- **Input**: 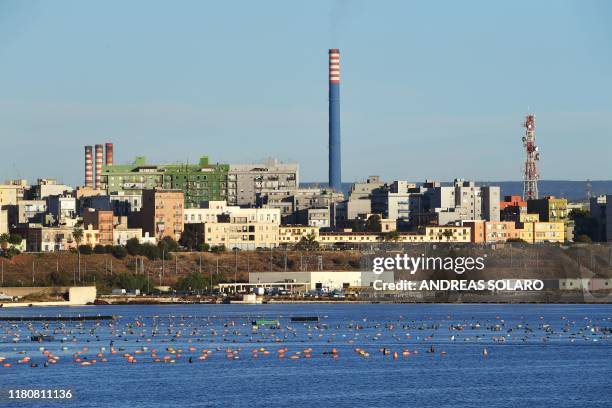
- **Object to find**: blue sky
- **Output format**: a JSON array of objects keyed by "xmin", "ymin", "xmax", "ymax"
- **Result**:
[{"xmin": 0, "ymin": 0, "xmax": 611, "ymax": 186}]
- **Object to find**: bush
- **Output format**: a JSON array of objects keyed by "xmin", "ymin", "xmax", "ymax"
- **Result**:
[
  {"xmin": 94, "ymin": 244, "xmax": 106, "ymax": 254},
  {"xmin": 174, "ymin": 272, "xmax": 207, "ymax": 291},
  {"xmin": 104, "ymin": 245, "xmax": 114, "ymax": 253},
  {"xmin": 199, "ymin": 243, "xmax": 210, "ymax": 252},
  {"xmin": 126, "ymin": 238, "xmax": 141, "ymax": 256},
  {"xmin": 574, "ymin": 234, "xmax": 592, "ymax": 243},
  {"xmin": 8, "ymin": 234, "xmax": 22, "ymax": 246},
  {"xmin": 158, "ymin": 236, "xmax": 180, "ymax": 253},
  {"xmin": 78, "ymin": 245, "xmax": 93, "ymax": 255},
  {"xmin": 112, "ymin": 246, "xmax": 128, "ymax": 259},
  {"xmin": 140, "ymin": 243, "xmax": 160, "ymax": 260},
  {"xmin": 211, "ymin": 244, "xmax": 225, "ymax": 253}
]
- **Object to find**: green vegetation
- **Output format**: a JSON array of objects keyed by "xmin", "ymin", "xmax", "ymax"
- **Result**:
[{"xmin": 294, "ymin": 233, "xmax": 319, "ymax": 251}]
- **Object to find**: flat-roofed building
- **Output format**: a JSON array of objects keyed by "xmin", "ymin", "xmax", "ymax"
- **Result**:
[{"xmin": 227, "ymin": 160, "xmax": 298, "ymax": 207}]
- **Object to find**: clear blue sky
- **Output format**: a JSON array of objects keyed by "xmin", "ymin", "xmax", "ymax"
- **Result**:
[{"xmin": 1, "ymin": 0, "xmax": 611, "ymax": 186}]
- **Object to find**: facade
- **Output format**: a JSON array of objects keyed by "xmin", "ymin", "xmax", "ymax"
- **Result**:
[
  {"xmin": 589, "ymin": 195, "xmax": 607, "ymax": 242},
  {"xmin": 279, "ymin": 226, "xmax": 319, "ymax": 245},
  {"xmin": 411, "ymin": 180, "xmax": 500, "ymax": 227},
  {"xmin": 30, "ymin": 179, "xmax": 72, "ymax": 200},
  {"xmin": 527, "ymin": 196, "xmax": 568, "ymax": 223},
  {"xmin": 317, "ymin": 226, "xmax": 471, "ymax": 246},
  {"xmin": 101, "ymin": 156, "xmax": 229, "ymax": 208},
  {"xmin": 10, "ymin": 200, "xmax": 47, "ymax": 225},
  {"xmin": 0, "ymin": 209, "xmax": 7, "ymax": 235},
  {"xmin": 227, "ymin": 160, "xmax": 298, "ymax": 206},
  {"xmin": 199, "ymin": 207, "xmax": 281, "ymax": 250},
  {"xmin": 139, "ymin": 189, "xmax": 184, "ymax": 241},
  {"xmin": 46, "ymin": 195, "xmax": 77, "ymax": 225},
  {"xmin": 249, "ymin": 270, "xmax": 395, "ymax": 292},
  {"xmin": 0, "ymin": 184, "xmax": 20, "ymax": 207},
  {"xmin": 500, "ymin": 195, "xmax": 527, "ymax": 222},
  {"xmin": 26, "ymin": 226, "xmax": 77, "ymax": 252},
  {"xmin": 82, "ymin": 209, "xmax": 114, "ymax": 245}
]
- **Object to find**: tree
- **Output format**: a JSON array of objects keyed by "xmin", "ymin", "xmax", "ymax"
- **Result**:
[
  {"xmin": 383, "ymin": 230, "xmax": 400, "ymax": 242},
  {"xmin": 174, "ymin": 271, "xmax": 207, "ymax": 291},
  {"xmin": 365, "ymin": 214, "xmax": 382, "ymax": 233},
  {"xmin": 111, "ymin": 245, "xmax": 128, "ymax": 259},
  {"xmin": 0, "ymin": 233, "xmax": 9, "ymax": 253},
  {"xmin": 72, "ymin": 227, "xmax": 84, "ymax": 282},
  {"xmin": 158, "ymin": 236, "xmax": 179, "ymax": 254},
  {"xmin": 126, "ymin": 238, "xmax": 141, "ymax": 256},
  {"xmin": 140, "ymin": 243, "xmax": 161, "ymax": 260},
  {"xmin": 574, "ymin": 234, "xmax": 592, "ymax": 243},
  {"xmin": 8, "ymin": 234, "xmax": 22, "ymax": 246},
  {"xmin": 78, "ymin": 245, "xmax": 93, "ymax": 255},
  {"xmin": 295, "ymin": 233, "xmax": 319, "ymax": 251}
]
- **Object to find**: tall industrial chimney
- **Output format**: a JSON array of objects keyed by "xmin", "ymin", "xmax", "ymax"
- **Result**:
[
  {"xmin": 94, "ymin": 144, "xmax": 103, "ymax": 189},
  {"xmin": 328, "ymin": 49, "xmax": 341, "ymax": 192},
  {"xmin": 105, "ymin": 142, "xmax": 114, "ymax": 166},
  {"xmin": 84, "ymin": 146, "xmax": 94, "ymax": 188}
]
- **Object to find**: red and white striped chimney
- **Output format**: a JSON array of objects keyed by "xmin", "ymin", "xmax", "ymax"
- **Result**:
[
  {"xmin": 84, "ymin": 146, "xmax": 94, "ymax": 187},
  {"xmin": 94, "ymin": 144, "xmax": 103, "ymax": 189},
  {"xmin": 105, "ymin": 142, "xmax": 114, "ymax": 166},
  {"xmin": 329, "ymin": 49, "xmax": 340, "ymax": 83}
]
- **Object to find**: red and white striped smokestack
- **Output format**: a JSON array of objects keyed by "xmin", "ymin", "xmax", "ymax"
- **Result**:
[
  {"xmin": 329, "ymin": 48, "xmax": 340, "ymax": 84},
  {"xmin": 105, "ymin": 142, "xmax": 114, "ymax": 166},
  {"xmin": 94, "ymin": 144, "xmax": 103, "ymax": 189},
  {"xmin": 84, "ymin": 146, "xmax": 94, "ymax": 187}
]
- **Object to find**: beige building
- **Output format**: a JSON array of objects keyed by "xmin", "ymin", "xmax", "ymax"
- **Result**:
[
  {"xmin": 0, "ymin": 209, "xmax": 8, "ymax": 235},
  {"xmin": 317, "ymin": 226, "xmax": 471, "ymax": 246},
  {"xmin": 0, "ymin": 185, "xmax": 20, "ymax": 207},
  {"xmin": 26, "ymin": 226, "xmax": 78, "ymax": 252},
  {"xmin": 523, "ymin": 222, "xmax": 565, "ymax": 243},
  {"xmin": 139, "ymin": 189, "xmax": 184, "ymax": 241},
  {"xmin": 197, "ymin": 207, "xmax": 280, "ymax": 250},
  {"xmin": 279, "ymin": 225, "xmax": 319, "ymax": 244}
]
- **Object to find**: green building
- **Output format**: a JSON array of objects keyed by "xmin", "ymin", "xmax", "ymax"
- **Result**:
[{"xmin": 101, "ymin": 156, "xmax": 229, "ymax": 208}]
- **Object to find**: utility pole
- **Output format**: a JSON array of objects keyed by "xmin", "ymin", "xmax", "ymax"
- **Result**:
[
  {"xmin": 1, "ymin": 259, "xmax": 4, "ymax": 285},
  {"xmin": 32, "ymin": 260, "xmax": 35, "ymax": 284},
  {"xmin": 234, "ymin": 250, "xmax": 238, "ymax": 285}
]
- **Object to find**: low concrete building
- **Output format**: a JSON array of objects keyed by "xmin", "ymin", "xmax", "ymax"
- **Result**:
[
  {"xmin": 279, "ymin": 225, "xmax": 319, "ymax": 245},
  {"xmin": 248, "ymin": 270, "xmax": 395, "ymax": 292}
]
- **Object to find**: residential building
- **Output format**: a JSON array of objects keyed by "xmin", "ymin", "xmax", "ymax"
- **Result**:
[
  {"xmin": 0, "ymin": 209, "xmax": 7, "ymax": 235},
  {"xmin": 30, "ymin": 179, "xmax": 72, "ymax": 200},
  {"xmin": 279, "ymin": 225, "xmax": 319, "ymax": 245},
  {"xmin": 500, "ymin": 195, "xmax": 527, "ymax": 222},
  {"xmin": 8, "ymin": 200, "xmax": 47, "ymax": 226},
  {"xmin": 410, "ymin": 179, "xmax": 500, "ymax": 227},
  {"xmin": 26, "ymin": 225, "xmax": 77, "ymax": 252},
  {"xmin": 527, "ymin": 196, "xmax": 568, "ymax": 223},
  {"xmin": 82, "ymin": 209, "xmax": 114, "ymax": 245},
  {"xmin": 195, "ymin": 207, "xmax": 281, "ymax": 250},
  {"xmin": 101, "ymin": 156, "xmax": 229, "ymax": 208},
  {"xmin": 589, "ymin": 195, "xmax": 607, "ymax": 242},
  {"xmin": 137, "ymin": 189, "xmax": 184, "ymax": 241},
  {"xmin": 46, "ymin": 195, "xmax": 77, "ymax": 225},
  {"xmin": 227, "ymin": 160, "xmax": 298, "ymax": 206}
]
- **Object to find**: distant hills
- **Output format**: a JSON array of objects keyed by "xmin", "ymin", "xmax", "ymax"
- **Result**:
[{"xmin": 302, "ymin": 180, "xmax": 612, "ymax": 202}]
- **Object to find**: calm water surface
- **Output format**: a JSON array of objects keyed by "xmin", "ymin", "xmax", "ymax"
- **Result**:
[{"xmin": 0, "ymin": 304, "xmax": 611, "ymax": 408}]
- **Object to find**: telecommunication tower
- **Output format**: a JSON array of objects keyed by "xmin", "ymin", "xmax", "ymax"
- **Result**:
[{"xmin": 522, "ymin": 114, "xmax": 540, "ymax": 200}]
